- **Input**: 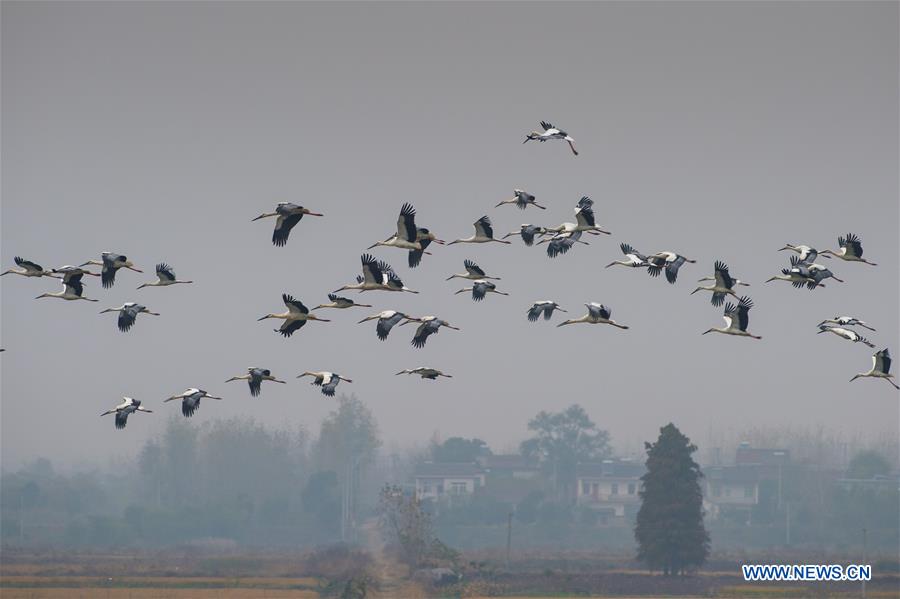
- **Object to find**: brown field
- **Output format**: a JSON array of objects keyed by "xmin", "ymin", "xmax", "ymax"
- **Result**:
[{"xmin": 0, "ymin": 590, "xmax": 319, "ymax": 598}]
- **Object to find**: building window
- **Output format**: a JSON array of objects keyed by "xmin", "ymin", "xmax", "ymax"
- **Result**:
[
  {"xmin": 581, "ymin": 481, "xmax": 589, "ymax": 495},
  {"xmin": 611, "ymin": 483, "xmax": 619, "ymax": 495},
  {"xmin": 712, "ymin": 483, "xmax": 721, "ymax": 498},
  {"xmin": 627, "ymin": 483, "xmax": 636, "ymax": 495},
  {"xmin": 422, "ymin": 483, "xmax": 431, "ymax": 493},
  {"xmin": 450, "ymin": 482, "xmax": 466, "ymax": 495},
  {"xmin": 744, "ymin": 485, "xmax": 754, "ymax": 498}
]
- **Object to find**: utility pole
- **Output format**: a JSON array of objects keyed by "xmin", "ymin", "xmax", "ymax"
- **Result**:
[
  {"xmin": 862, "ymin": 527, "xmax": 867, "ymax": 599},
  {"xmin": 785, "ymin": 502, "xmax": 791, "ymax": 545},
  {"xmin": 506, "ymin": 511, "xmax": 513, "ymax": 569}
]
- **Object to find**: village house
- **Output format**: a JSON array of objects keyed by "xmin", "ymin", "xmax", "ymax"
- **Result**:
[
  {"xmin": 702, "ymin": 465, "xmax": 761, "ymax": 523},
  {"xmin": 575, "ymin": 460, "xmax": 644, "ymax": 525},
  {"xmin": 413, "ymin": 462, "xmax": 486, "ymax": 502}
]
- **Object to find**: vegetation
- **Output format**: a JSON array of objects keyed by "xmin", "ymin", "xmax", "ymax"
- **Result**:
[
  {"xmin": 635, "ymin": 423, "xmax": 709, "ymax": 575},
  {"xmin": 519, "ymin": 404, "xmax": 612, "ymax": 502}
]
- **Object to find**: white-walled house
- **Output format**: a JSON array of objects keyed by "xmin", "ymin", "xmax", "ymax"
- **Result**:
[
  {"xmin": 702, "ymin": 465, "xmax": 760, "ymax": 522},
  {"xmin": 575, "ymin": 460, "xmax": 644, "ymax": 524},
  {"xmin": 414, "ymin": 462, "xmax": 486, "ymax": 502}
]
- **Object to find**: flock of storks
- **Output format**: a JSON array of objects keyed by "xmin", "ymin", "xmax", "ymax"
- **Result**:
[{"xmin": 2, "ymin": 121, "xmax": 896, "ymax": 430}]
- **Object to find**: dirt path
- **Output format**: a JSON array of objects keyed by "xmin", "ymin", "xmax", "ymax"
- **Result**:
[{"xmin": 360, "ymin": 518, "xmax": 427, "ymax": 598}]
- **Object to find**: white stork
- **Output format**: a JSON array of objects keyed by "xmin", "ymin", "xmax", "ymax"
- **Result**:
[
  {"xmin": 537, "ymin": 227, "xmax": 587, "ymax": 258},
  {"xmin": 99, "ymin": 303, "xmax": 160, "ymax": 332},
  {"xmin": 766, "ymin": 256, "xmax": 824, "ymax": 290},
  {"xmin": 646, "ymin": 251, "xmax": 696, "ymax": 284},
  {"xmin": 368, "ymin": 203, "xmax": 444, "ymax": 254},
  {"xmin": 558, "ymin": 303, "xmax": 629, "ymax": 329},
  {"xmin": 314, "ymin": 294, "xmax": 373, "ymax": 310},
  {"xmin": 818, "ymin": 316, "xmax": 876, "ymax": 331},
  {"xmin": 258, "ymin": 294, "xmax": 330, "ymax": 337},
  {"xmin": 396, "ymin": 367, "xmax": 452, "ymax": 380},
  {"xmin": 573, "ymin": 197, "xmax": 611, "ymax": 235},
  {"xmin": 226, "ymin": 367, "xmax": 287, "ymax": 397},
  {"xmin": 455, "ymin": 280, "xmax": 509, "ymax": 302},
  {"xmin": 408, "ymin": 228, "xmax": 444, "ymax": 268},
  {"xmin": 252, "ymin": 203, "xmax": 323, "ymax": 247},
  {"xmin": 35, "ymin": 272, "xmax": 98, "ymax": 302},
  {"xmin": 817, "ymin": 325, "xmax": 875, "ymax": 348},
  {"xmin": 298, "ymin": 371, "xmax": 352, "ymax": 396},
  {"xmin": 820, "ymin": 233, "xmax": 877, "ymax": 265},
  {"xmin": 164, "ymin": 388, "xmax": 222, "ymax": 418},
  {"xmin": 691, "ymin": 261, "xmax": 740, "ymax": 306},
  {"xmin": 523, "ymin": 121, "xmax": 578, "ymax": 156},
  {"xmin": 1, "ymin": 256, "xmax": 59, "ymax": 278},
  {"xmin": 527, "ymin": 301, "xmax": 566, "ymax": 322},
  {"xmin": 446, "ymin": 259, "xmax": 501, "ymax": 281},
  {"xmin": 358, "ymin": 310, "xmax": 409, "ymax": 341},
  {"xmin": 496, "ymin": 189, "xmax": 546, "ymax": 210},
  {"xmin": 606, "ymin": 243, "xmax": 650, "ymax": 269},
  {"xmin": 502, "ymin": 224, "xmax": 548, "ymax": 246},
  {"xmin": 778, "ymin": 244, "xmax": 825, "ymax": 262},
  {"xmin": 851, "ymin": 349, "xmax": 898, "ymax": 389},
  {"xmin": 137, "ymin": 263, "xmax": 193, "ymax": 289},
  {"xmin": 79, "ymin": 252, "xmax": 142, "ymax": 289},
  {"xmin": 448, "ymin": 216, "xmax": 510, "ymax": 245},
  {"xmin": 334, "ymin": 254, "xmax": 417, "ymax": 294},
  {"xmin": 400, "ymin": 316, "xmax": 460, "ymax": 348},
  {"xmin": 101, "ymin": 397, "xmax": 152, "ymax": 429},
  {"xmin": 702, "ymin": 296, "xmax": 761, "ymax": 339}
]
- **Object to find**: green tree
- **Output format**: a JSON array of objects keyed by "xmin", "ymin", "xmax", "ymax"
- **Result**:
[
  {"xmin": 635, "ymin": 423, "xmax": 709, "ymax": 575},
  {"xmin": 302, "ymin": 470, "xmax": 341, "ymax": 535},
  {"xmin": 431, "ymin": 437, "xmax": 491, "ymax": 463},
  {"xmin": 520, "ymin": 404, "xmax": 611, "ymax": 502},
  {"xmin": 847, "ymin": 450, "xmax": 891, "ymax": 479}
]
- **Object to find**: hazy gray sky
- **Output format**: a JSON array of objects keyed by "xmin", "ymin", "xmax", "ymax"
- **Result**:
[{"xmin": 2, "ymin": 1, "xmax": 898, "ymax": 469}]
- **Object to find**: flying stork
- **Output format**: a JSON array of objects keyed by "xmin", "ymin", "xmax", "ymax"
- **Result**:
[
  {"xmin": 851, "ymin": 349, "xmax": 898, "ymax": 389},
  {"xmin": 358, "ymin": 310, "xmax": 409, "ymax": 340},
  {"xmin": 817, "ymin": 325, "xmax": 875, "ymax": 348},
  {"xmin": 396, "ymin": 367, "xmax": 452, "ymax": 380},
  {"xmin": 258, "ymin": 294, "xmax": 330, "ymax": 337},
  {"xmin": 79, "ymin": 253, "xmax": 142, "ymax": 288},
  {"xmin": 778, "ymin": 244, "xmax": 824, "ymax": 263},
  {"xmin": 647, "ymin": 251, "xmax": 696, "ymax": 284},
  {"xmin": 818, "ymin": 316, "xmax": 876, "ymax": 331},
  {"xmin": 368, "ymin": 203, "xmax": 444, "ymax": 254},
  {"xmin": 400, "ymin": 316, "xmax": 460, "ymax": 348},
  {"xmin": 527, "ymin": 301, "xmax": 566, "ymax": 322},
  {"xmin": 252, "ymin": 203, "xmax": 323, "ymax": 247},
  {"xmin": 606, "ymin": 243, "xmax": 650, "ymax": 269},
  {"xmin": 573, "ymin": 198, "xmax": 611, "ymax": 235},
  {"xmin": 314, "ymin": 294, "xmax": 373, "ymax": 310},
  {"xmin": 523, "ymin": 121, "xmax": 578, "ymax": 156},
  {"xmin": 334, "ymin": 255, "xmax": 417, "ymax": 294},
  {"xmin": 766, "ymin": 256, "xmax": 824, "ymax": 289},
  {"xmin": 496, "ymin": 189, "xmax": 546, "ymax": 210},
  {"xmin": 408, "ymin": 228, "xmax": 444, "ymax": 268},
  {"xmin": 1, "ymin": 257, "xmax": 59, "ymax": 278},
  {"xmin": 164, "ymin": 388, "xmax": 222, "ymax": 418},
  {"xmin": 35, "ymin": 272, "xmax": 98, "ymax": 302},
  {"xmin": 558, "ymin": 303, "xmax": 629, "ymax": 329},
  {"xmin": 448, "ymin": 216, "xmax": 510, "ymax": 245},
  {"xmin": 298, "ymin": 371, "xmax": 352, "ymax": 396},
  {"xmin": 537, "ymin": 227, "xmax": 587, "ymax": 258},
  {"xmin": 454, "ymin": 280, "xmax": 509, "ymax": 302},
  {"xmin": 101, "ymin": 397, "xmax": 152, "ymax": 430},
  {"xmin": 446, "ymin": 259, "xmax": 501, "ymax": 281},
  {"xmin": 226, "ymin": 367, "xmax": 287, "ymax": 397},
  {"xmin": 691, "ymin": 261, "xmax": 740, "ymax": 306},
  {"xmin": 137, "ymin": 263, "xmax": 193, "ymax": 289},
  {"xmin": 99, "ymin": 303, "xmax": 160, "ymax": 332},
  {"xmin": 702, "ymin": 296, "xmax": 761, "ymax": 339},
  {"xmin": 502, "ymin": 224, "xmax": 547, "ymax": 246},
  {"xmin": 820, "ymin": 233, "xmax": 877, "ymax": 265}
]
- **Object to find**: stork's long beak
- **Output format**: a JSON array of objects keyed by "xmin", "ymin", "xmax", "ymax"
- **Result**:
[
  {"xmin": 357, "ymin": 316, "xmax": 375, "ymax": 324},
  {"xmin": 832, "ymin": 276, "xmax": 845, "ymax": 283},
  {"xmin": 305, "ymin": 212, "xmax": 324, "ymax": 217},
  {"xmin": 258, "ymin": 315, "xmax": 271, "ymax": 321},
  {"xmin": 702, "ymin": 329, "xmax": 712, "ymax": 335},
  {"xmin": 126, "ymin": 265, "xmax": 143, "ymax": 273},
  {"xmin": 558, "ymin": 307, "xmax": 567, "ymax": 313},
  {"xmin": 148, "ymin": 311, "xmax": 161, "ymax": 316},
  {"xmin": 432, "ymin": 239, "xmax": 446, "ymax": 245},
  {"xmin": 690, "ymin": 288, "xmax": 701, "ymax": 295},
  {"xmin": 252, "ymin": 212, "xmax": 275, "ymax": 221},
  {"xmin": 778, "ymin": 246, "xmax": 791, "ymax": 252}
]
